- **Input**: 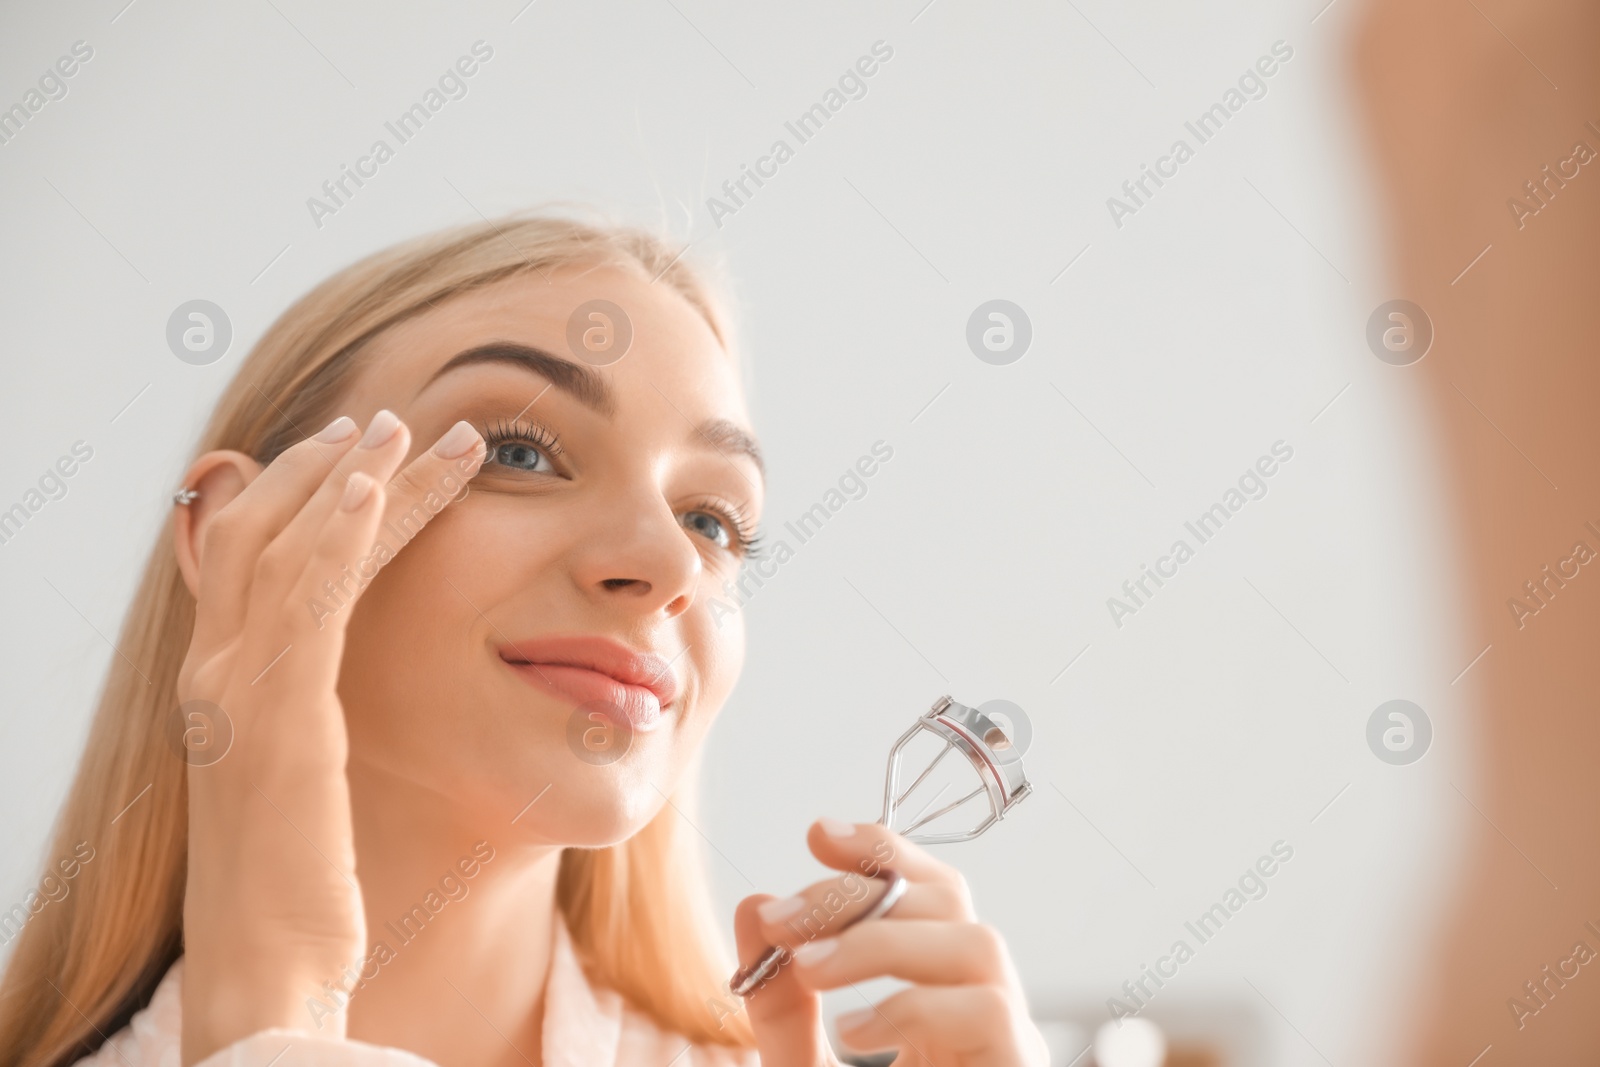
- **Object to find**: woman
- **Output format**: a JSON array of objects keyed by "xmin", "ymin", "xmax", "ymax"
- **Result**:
[{"xmin": 0, "ymin": 217, "xmax": 1047, "ymax": 1067}]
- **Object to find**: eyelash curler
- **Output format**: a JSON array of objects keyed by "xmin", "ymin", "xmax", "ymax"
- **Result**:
[
  {"xmin": 729, "ymin": 695, "xmax": 1033, "ymax": 998},
  {"xmin": 881, "ymin": 694, "xmax": 1033, "ymax": 843}
]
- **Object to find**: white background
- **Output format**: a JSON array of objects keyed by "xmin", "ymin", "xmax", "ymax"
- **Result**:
[{"xmin": 0, "ymin": 2, "xmax": 1478, "ymax": 1064}]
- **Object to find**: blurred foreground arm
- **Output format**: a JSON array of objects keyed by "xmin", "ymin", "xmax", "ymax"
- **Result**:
[{"xmin": 1352, "ymin": 0, "xmax": 1600, "ymax": 1062}]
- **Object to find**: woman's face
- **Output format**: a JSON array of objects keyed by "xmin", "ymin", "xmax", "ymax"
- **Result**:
[{"xmin": 330, "ymin": 264, "xmax": 763, "ymax": 846}]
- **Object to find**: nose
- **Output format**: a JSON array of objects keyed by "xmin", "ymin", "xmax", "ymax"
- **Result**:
[{"xmin": 567, "ymin": 486, "xmax": 701, "ymax": 619}]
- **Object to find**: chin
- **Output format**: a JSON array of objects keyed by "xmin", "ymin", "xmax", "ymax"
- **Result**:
[
  {"xmin": 480, "ymin": 708, "xmax": 689, "ymax": 849},
  {"xmin": 513, "ymin": 759, "xmax": 676, "ymax": 848}
]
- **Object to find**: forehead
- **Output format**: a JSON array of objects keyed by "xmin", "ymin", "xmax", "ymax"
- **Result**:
[{"xmin": 348, "ymin": 263, "xmax": 748, "ymax": 422}]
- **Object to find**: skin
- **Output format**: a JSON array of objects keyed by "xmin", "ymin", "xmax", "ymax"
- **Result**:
[
  {"xmin": 1351, "ymin": 0, "xmax": 1600, "ymax": 1061},
  {"xmin": 171, "ymin": 264, "xmax": 1047, "ymax": 1067}
]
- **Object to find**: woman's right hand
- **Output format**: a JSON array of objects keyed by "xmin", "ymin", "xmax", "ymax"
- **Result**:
[{"xmin": 172, "ymin": 411, "xmax": 484, "ymax": 1065}]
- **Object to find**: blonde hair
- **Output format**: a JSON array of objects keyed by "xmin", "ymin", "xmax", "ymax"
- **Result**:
[{"xmin": 0, "ymin": 214, "xmax": 755, "ymax": 1065}]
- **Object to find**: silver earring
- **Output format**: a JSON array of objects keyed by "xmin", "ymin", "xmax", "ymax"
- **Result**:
[{"xmin": 173, "ymin": 488, "xmax": 199, "ymax": 506}]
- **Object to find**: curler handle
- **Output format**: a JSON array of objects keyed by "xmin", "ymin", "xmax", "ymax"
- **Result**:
[{"xmin": 728, "ymin": 869, "xmax": 908, "ymax": 998}]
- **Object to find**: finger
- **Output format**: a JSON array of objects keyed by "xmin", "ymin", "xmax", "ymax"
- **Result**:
[
  {"xmin": 222, "ymin": 470, "xmax": 397, "ymax": 774},
  {"xmin": 282, "ymin": 419, "xmax": 485, "ymax": 633},
  {"xmin": 807, "ymin": 818, "xmax": 973, "ymax": 912},
  {"xmin": 243, "ymin": 411, "xmax": 412, "ymax": 613},
  {"xmin": 374, "ymin": 419, "xmax": 486, "ymax": 556},
  {"xmin": 190, "ymin": 416, "xmax": 360, "ymax": 644},
  {"xmin": 293, "ymin": 472, "xmax": 391, "ymax": 637},
  {"xmin": 834, "ymin": 985, "xmax": 1037, "ymax": 1062},
  {"xmin": 229, "ymin": 472, "xmax": 394, "ymax": 755},
  {"xmin": 190, "ymin": 465, "xmax": 381, "ymax": 769},
  {"xmin": 788, "ymin": 920, "xmax": 1010, "ymax": 990},
  {"xmin": 732, "ymin": 895, "xmax": 829, "ymax": 1067},
  {"xmin": 755, "ymin": 874, "xmax": 964, "ymax": 951}
]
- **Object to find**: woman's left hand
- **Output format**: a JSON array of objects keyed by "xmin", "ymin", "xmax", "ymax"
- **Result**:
[{"xmin": 733, "ymin": 818, "xmax": 1050, "ymax": 1067}]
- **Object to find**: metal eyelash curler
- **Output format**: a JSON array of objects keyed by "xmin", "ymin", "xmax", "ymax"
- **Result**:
[
  {"xmin": 729, "ymin": 695, "xmax": 1033, "ymax": 998},
  {"xmin": 882, "ymin": 694, "xmax": 1033, "ymax": 843}
]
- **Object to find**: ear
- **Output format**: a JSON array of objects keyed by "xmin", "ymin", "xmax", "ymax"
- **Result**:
[{"xmin": 173, "ymin": 450, "xmax": 264, "ymax": 598}]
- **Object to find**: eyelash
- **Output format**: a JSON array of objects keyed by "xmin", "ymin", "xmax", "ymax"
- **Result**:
[
  {"xmin": 688, "ymin": 494, "xmax": 766, "ymax": 560},
  {"xmin": 476, "ymin": 418, "xmax": 764, "ymax": 559},
  {"xmin": 481, "ymin": 417, "xmax": 564, "ymax": 461}
]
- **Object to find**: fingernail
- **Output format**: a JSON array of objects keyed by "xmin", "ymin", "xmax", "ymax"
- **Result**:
[
  {"xmin": 818, "ymin": 817, "xmax": 857, "ymax": 839},
  {"xmin": 758, "ymin": 896, "xmax": 806, "ymax": 923},
  {"xmin": 834, "ymin": 1007, "xmax": 874, "ymax": 1032},
  {"xmin": 432, "ymin": 420, "xmax": 482, "ymax": 459},
  {"xmin": 341, "ymin": 472, "xmax": 375, "ymax": 511},
  {"xmin": 314, "ymin": 416, "xmax": 357, "ymax": 442},
  {"xmin": 791, "ymin": 939, "xmax": 837, "ymax": 967},
  {"xmin": 359, "ymin": 410, "xmax": 401, "ymax": 448}
]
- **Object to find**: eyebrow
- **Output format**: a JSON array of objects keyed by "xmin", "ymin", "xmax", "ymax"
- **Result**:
[
  {"xmin": 422, "ymin": 341, "xmax": 616, "ymax": 417},
  {"xmin": 422, "ymin": 340, "xmax": 765, "ymax": 482},
  {"xmin": 694, "ymin": 417, "xmax": 765, "ymax": 482}
]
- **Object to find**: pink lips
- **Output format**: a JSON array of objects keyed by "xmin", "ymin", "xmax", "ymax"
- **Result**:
[{"xmin": 498, "ymin": 635, "xmax": 680, "ymax": 732}]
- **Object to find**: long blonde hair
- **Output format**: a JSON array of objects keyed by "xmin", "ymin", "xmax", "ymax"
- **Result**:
[{"xmin": 0, "ymin": 214, "xmax": 755, "ymax": 1065}]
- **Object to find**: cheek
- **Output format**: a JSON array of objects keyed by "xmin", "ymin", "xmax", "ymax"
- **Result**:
[
  {"xmin": 629, "ymin": 597, "xmax": 742, "ymax": 805},
  {"xmin": 349, "ymin": 498, "xmax": 558, "ymax": 649},
  {"xmin": 679, "ymin": 584, "xmax": 745, "ymax": 718},
  {"xmin": 338, "ymin": 507, "xmax": 534, "ymax": 749},
  {"xmin": 332, "ymin": 492, "xmax": 749, "ymax": 841},
  {"xmin": 341, "ymin": 561, "xmax": 470, "ymax": 723}
]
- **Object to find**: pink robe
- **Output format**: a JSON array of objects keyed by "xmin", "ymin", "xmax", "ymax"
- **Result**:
[{"xmin": 73, "ymin": 917, "xmax": 758, "ymax": 1067}]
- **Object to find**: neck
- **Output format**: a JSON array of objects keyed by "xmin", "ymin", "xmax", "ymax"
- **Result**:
[{"xmin": 341, "ymin": 759, "xmax": 563, "ymax": 1067}]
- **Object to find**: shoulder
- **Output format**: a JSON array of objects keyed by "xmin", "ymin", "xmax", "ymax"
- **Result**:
[
  {"xmin": 70, "ymin": 943, "xmax": 755, "ymax": 1067},
  {"xmin": 71, "ymin": 958, "xmax": 184, "ymax": 1067},
  {"xmin": 71, "ymin": 959, "xmax": 440, "ymax": 1067},
  {"xmin": 546, "ymin": 918, "xmax": 757, "ymax": 1067},
  {"xmin": 614, "ymin": 1003, "xmax": 759, "ymax": 1067}
]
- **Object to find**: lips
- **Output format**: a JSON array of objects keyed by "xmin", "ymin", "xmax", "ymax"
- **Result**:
[{"xmin": 498, "ymin": 635, "xmax": 680, "ymax": 732}]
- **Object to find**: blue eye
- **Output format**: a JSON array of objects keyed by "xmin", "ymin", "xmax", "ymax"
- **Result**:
[
  {"xmin": 681, "ymin": 497, "xmax": 764, "ymax": 558},
  {"xmin": 682, "ymin": 510, "xmax": 731, "ymax": 549},
  {"xmin": 479, "ymin": 418, "xmax": 563, "ymax": 475},
  {"xmin": 491, "ymin": 441, "xmax": 553, "ymax": 473}
]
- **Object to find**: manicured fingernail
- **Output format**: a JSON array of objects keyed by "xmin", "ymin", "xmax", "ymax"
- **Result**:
[
  {"xmin": 791, "ymin": 939, "xmax": 837, "ymax": 967},
  {"xmin": 341, "ymin": 472, "xmax": 375, "ymax": 511},
  {"xmin": 432, "ymin": 420, "xmax": 482, "ymax": 459},
  {"xmin": 758, "ymin": 896, "xmax": 806, "ymax": 923},
  {"xmin": 359, "ymin": 410, "xmax": 400, "ymax": 448},
  {"xmin": 834, "ymin": 1007, "xmax": 874, "ymax": 1032},
  {"xmin": 818, "ymin": 817, "xmax": 857, "ymax": 839},
  {"xmin": 314, "ymin": 416, "xmax": 357, "ymax": 442}
]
